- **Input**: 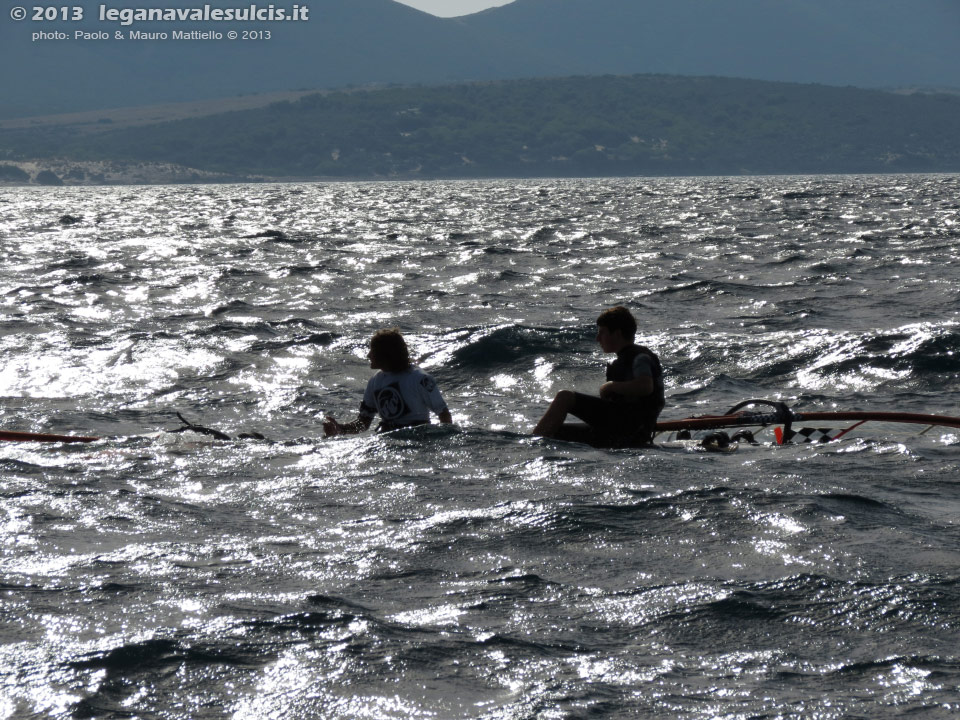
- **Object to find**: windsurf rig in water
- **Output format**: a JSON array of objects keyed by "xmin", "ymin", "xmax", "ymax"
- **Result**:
[
  {"xmin": 169, "ymin": 412, "xmax": 267, "ymax": 441},
  {"xmin": 655, "ymin": 398, "xmax": 960, "ymax": 447},
  {"xmin": 4, "ymin": 399, "xmax": 959, "ymax": 450}
]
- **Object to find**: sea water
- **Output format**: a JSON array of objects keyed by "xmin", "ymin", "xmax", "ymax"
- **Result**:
[{"xmin": 1, "ymin": 175, "xmax": 959, "ymax": 718}]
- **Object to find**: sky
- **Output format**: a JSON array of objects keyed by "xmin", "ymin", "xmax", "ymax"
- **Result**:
[{"xmin": 394, "ymin": 0, "xmax": 514, "ymax": 17}]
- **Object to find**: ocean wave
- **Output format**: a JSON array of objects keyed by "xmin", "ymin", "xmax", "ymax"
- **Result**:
[
  {"xmin": 69, "ymin": 636, "xmax": 271, "ymax": 718},
  {"xmin": 666, "ymin": 324, "xmax": 960, "ymax": 397},
  {"xmin": 5, "ymin": 176, "xmax": 960, "ymax": 718},
  {"xmin": 445, "ymin": 325, "xmax": 590, "ymax": 369}
]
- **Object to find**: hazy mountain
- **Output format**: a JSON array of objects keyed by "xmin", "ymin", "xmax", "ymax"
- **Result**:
[
  {"xmin": 2, "ymin": 0, "xmax": 958, "ymax": 120},
  {"xmin": 8, "ymin": 75, "xmax": 960, "ymax": 182},
  {"xmin": 459, "ymin": 0, "xmax": 960, "ymax": 90},
  {"xmin": 0, "ymin": 0, "xmax": 554, "ymax": 119}
]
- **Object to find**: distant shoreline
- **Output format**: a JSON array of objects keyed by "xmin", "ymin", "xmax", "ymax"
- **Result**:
[
  {"xmin": 0, "ymin": 91, "xmax": 324, "ymax": 134},
  {"xmin": 3, "ymin": 162, "xmax": 959, "ymax": 190},
  {"xmin": 4, "ymin": 74, "xmax": 959, "ymax": 183}
]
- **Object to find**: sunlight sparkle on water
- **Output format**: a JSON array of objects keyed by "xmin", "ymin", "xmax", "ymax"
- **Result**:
[{"xmin": 3, "ymin": 177, "xmax": 960, "ymax": 718}]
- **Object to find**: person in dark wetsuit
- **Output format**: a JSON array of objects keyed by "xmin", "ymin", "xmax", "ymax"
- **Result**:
[
  {"xmin": 323, "ymin": 328, "xmax": 452, "ymax": 436},
  {"xmin": 533, "ymin": 306, "xmax": 665, "ymax": 447}
]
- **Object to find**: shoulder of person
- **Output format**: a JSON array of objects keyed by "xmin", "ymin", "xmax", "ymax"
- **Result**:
[
  {"xmin": 413, "ymin": 368, "xmax": 440, "ymax": 392},
  {"xmin": 631, "ymin": 349, "xmax": 656, "ymax": 369},
  {"xmin": 366, "ymin": 369, "xmax": 391, "ymax": 386}
]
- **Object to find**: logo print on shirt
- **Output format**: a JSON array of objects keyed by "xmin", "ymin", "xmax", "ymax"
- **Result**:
[{"xmin": 376, "ymin": 384, "xmax": 409, "ymax": 421}]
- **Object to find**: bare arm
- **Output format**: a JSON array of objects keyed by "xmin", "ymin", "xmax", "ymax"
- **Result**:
[
  {"xmin": 438, "ymin": 409, "xmax": 453, "ymax": 424},
  {"xmin": 599, "ymin": 376, "xmax": 653, "ymax": 400},
  {"xmin": 323, "ymin": 414, "xmax": 373, "ymax": 436}
]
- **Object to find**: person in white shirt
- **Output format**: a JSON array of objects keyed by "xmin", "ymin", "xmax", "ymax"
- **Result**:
[{"xmin": 323, "ymin": 328, "xmax": 452, "ymax": 436}]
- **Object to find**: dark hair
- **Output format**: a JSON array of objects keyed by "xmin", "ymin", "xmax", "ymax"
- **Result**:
[
  {"xmin": 596, "ymin": 306, "xmax": 637, "ymax": 340},
  {"xmin": 370, "ymin": 328, "xmax": 411, "ymax": 372}
]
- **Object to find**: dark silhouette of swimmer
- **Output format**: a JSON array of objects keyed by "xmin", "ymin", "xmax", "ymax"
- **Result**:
[
  {"xmin": 533, "ymin": 306, "xmax": 664, "ymax": 447},
  {"xmin": 324, "ymin": 328, "xmax": 452, "ymax": 436}
]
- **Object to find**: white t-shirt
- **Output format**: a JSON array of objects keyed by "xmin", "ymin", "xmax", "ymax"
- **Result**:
[{"xmin": 359, "ymin": 367, "xmax": 448, "ymax": 428}]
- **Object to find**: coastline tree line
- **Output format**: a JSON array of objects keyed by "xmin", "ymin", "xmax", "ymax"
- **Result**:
[{"xmin": 2, "ymin": 74, "xmax": 959, "ymax": 181}]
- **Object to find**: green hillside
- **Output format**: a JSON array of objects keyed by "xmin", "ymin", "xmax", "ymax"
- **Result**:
[{"xmin": 4, "ymin": 75, "xmax": 960, "ymax": 181}]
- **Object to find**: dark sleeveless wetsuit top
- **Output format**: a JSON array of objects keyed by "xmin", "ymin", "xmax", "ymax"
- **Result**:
[
  {"xmin": 564, "ymin": 344, "xmax": 666, "ymax": 447},
  {"xmin": 607, "ymin": 345, "xmax": 666, "ymax": 416},
  {"xmin": 605, "ymin": 344, "xmax": 665, "ymax": 434}
]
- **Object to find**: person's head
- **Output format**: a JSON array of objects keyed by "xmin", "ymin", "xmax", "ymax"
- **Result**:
[
  {"xmin": 596, "ymin": 306, "xmax": 637, "ymax": 352},
  {"xmin": 368, "ymin": 328, "xmax": 411, "ymax": 372}
]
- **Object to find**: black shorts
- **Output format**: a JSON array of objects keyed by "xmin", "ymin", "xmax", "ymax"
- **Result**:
[{"xmin": 554, "ymin": 392, "xmax": 654, "ymax": 448}]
